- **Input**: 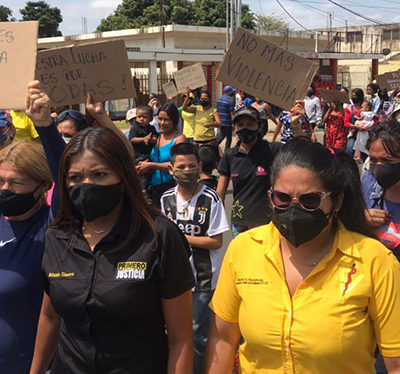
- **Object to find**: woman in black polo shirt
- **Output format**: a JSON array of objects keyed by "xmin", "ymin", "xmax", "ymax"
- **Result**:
[
  {"xmin": 217, "ymin": 106, "xmax": 276, "ymax": 237},
  {"xmin": 30, "ymin": 119, "xmax": 195, "ymax": 372}
]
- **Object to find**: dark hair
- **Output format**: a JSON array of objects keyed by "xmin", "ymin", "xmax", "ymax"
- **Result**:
[
  {"xmin": 198, "ymin": 145, "xmax": 217, "ymax": 173},
  {"xmin": 159, "ymin": 103, "xmax": 180, "ymax": 128},
  {"xmin": 52, "ymin": 127, "xmax": 159, "ymax": 250},
  {"xmin": 367, "ymin": 83, "xmax": 379, "ymax": 94},
  {"xmin": 136, "ymin": 105, "xmax": 153, "ymax": 119},
  {"xmin": 341, "ymin": 87, "xmax": 349, "ymax": 94},
  {"xmin": 351, "ymin": 88, "xmax": 364, "ymax": 104},
  {"xmin": 271, "ymin": 138, "xmax": 375, "ymax": 238},
  {"xmin": 56, "ymin": 110, "xmax": 90, "ymax": 132},
  {"xmin": 170, "ymin": 142, "xmax": 199, "ymax": 164},
  {"xmin": 367, "ymin": 120, "xmax": 400, "ymax": 158},
  {"xmin": 149, "ymin": 93, "xmax": 158, "ymax": 100},
  {"xmin": 200, "ymin": 90, "xmax": 211, "ymax": 99}
]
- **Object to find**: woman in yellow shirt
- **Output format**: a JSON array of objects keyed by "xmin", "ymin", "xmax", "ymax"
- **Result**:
[
  {"xmin": 182, "ymin": 89, "xmax": 221, "ymax": 147},
  {"xmin": 206, "ymin": 138, "xmax": 400, "ymax": 374}
]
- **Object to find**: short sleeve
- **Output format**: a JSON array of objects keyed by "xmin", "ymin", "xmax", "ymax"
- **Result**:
[
  {"xmin": 156, "ymin": 218, "xmax": 195, "ymax": 299},
  {"xmin": 26, "ymin": 117, "xmax": 39, "ymax": 139},
  {"xmin": 207, "ymin": 198, "xmax": 230, "ymax": 237},
  {"xmin": 218, "ymin": 150, "xmax": 231, "ymax": 177},
  {"xmin": 128, "ymin": 125, "xmax": 138, "ymax": 139},
  {"xmin": 209, "ymin": 243, "xmax": 241, "ymax": 323},
  {"xmin": 369, "ymin": 253, "xmax": 400, "ymax": 357}
]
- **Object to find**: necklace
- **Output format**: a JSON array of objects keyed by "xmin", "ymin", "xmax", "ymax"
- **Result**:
[{"xmin": 82, "ymin": 223, "xmax": 113, "ymax": 235}]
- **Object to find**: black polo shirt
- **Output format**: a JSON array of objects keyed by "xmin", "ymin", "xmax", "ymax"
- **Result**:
[
  {"xmin": 218, "ymin": 139, "xmax": 274, "ymax": 228},
  {"xmin": 42, "ymin": 207, "xmax": 195, "ymax": 374}
]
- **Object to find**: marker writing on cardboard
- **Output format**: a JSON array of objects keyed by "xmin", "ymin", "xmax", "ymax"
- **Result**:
[{"xmin": 0, "ymin": 29, "xmax": 15, "ymax": 64}]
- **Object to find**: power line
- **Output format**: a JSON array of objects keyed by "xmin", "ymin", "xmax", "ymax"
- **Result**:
[
  {"xmin": 326, "ymin": 0, "xmax": 386, "ymax": 26},
  {"xmin": 275, "ymin": 0, "xmax": 311, "ymax": 31}
]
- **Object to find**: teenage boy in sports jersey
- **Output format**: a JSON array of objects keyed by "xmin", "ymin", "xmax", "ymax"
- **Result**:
[{"xmin": 160, "ymin": 143, "xmax": 229, "ymax": 374}]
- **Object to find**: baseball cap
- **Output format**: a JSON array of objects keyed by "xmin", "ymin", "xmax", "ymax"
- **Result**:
[
  {"xmin": 233, "ymin": 106, "xmax": 260, "ymax": 124},
  {"xmin": 223, "ymin": 86, "xmax": 233, "ymax": 93},
  {"xmin": 0, "ymin": 110, "xmax": 9, "ymax": 128},
  {"xmin": 126, "ymin": 108, "xmax": 137, "ymax": 121}
]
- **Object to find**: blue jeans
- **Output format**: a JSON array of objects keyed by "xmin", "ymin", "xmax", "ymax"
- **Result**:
[
  {"xmin": 193, "ymin": 291, "xmax": 214, "ymax": 374},
  {"xmin": 346, "ymin": 134, "xmax": 356, "ymax": 157}
]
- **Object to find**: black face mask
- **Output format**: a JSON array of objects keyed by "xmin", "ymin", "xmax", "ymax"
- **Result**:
[
  {"xmin": 200, "ymin": 100, "xmax": 209, "ymax": 107},
  {"xmin": 237, "ymin": 128, "xmax": 259, "ymax": 144},
  {"xmin": 271, "ymin": 204, "xmax": 330, "ymax": 248},
  {"xmin": 370, "ymin": 163, "xmax": 400, "ymax": 189},
  {"xmin": 68, "ymin": 183, "xmax": 123, "ymax": 222},
  {"xmin": 0, "ymin": 184, "xmax": 42, "ymax": 217}
]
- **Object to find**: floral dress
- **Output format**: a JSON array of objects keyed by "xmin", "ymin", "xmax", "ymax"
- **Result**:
[{"xmin": 325, "ymin": 111, "xmax": 348, "ymax": 150}]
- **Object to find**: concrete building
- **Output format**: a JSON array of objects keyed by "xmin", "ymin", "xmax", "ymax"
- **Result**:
[
  {"xmin": 312, "ymin": 24, "xmax": 400, "ymax": 90},
  {"xmin": 37, "ymin": 24, "xmax": 382, "ymax": 111}
]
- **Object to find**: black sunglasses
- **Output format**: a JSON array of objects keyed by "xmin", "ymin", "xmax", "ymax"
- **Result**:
[{"xmin": 268, "ymin": 189, "xmax": 332, "ymax": 211}]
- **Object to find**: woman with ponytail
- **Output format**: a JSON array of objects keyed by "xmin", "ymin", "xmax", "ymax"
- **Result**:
[{"xmin": 206, "ymin": 138, "xmax": 400, "ymax": 374}]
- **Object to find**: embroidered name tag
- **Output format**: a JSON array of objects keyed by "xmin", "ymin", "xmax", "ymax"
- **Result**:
[
  {"xmin": 116, "ymin": 262, "xmax": 147, "ymax": 280},
  {"xmin": 48, "ymin": 272, "xmax": 75, "ymax": 278}
]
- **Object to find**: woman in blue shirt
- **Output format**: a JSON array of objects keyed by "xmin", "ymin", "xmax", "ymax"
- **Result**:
[
  {"xmin": 362, "ymin": 120, "xmax": 400, "ymax": 261},
  {"xmin": 137, "ymin": 103, "xmax": 186, "ymax": 207},
  {"xmin": 0, "ymin": 82, "xmax": 65, "ymax": 374}
]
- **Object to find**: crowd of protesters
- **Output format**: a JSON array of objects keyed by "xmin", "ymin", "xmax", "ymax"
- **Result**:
[{"xmin": 0, "ymin": 78, "xmax": 400, "ymax": 374}]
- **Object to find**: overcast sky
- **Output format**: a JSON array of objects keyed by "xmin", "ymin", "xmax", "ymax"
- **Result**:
[{"xmin": 2, "ymin": 0, "xmax": 399, "ymax": 36}]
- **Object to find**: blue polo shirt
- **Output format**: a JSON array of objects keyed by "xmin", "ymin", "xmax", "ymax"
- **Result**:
[
  {"xmin": 216, "ymin": 94, "xmax": 234, "ymax": 127},
  {"xmin": 0, "ymin": 122, "xmax": 64, "ymax": 374}
]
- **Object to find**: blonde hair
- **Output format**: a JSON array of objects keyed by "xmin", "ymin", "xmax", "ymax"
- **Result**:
[{"xmin": 0, "ymin": 141, "xmax": 53, "ymax": 186}]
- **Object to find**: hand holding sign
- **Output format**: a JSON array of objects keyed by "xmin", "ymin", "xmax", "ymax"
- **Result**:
[
  {"xmin": 217, "ymin": 28, "xmax": 318, "ymax": 110},
  {"xmin": 1, "ymin": 21, "xmax": 38, "ymax": 110},
  {"xmin": 36, "ymin": 40, "xmax": 136, "ymax": 107}
]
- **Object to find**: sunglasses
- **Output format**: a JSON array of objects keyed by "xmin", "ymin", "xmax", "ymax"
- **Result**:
[
  {"xmin": 57, "ymin": 110, "xmax": 87, "ymax": 124},
  {"xmin": 268, "ymin": 189, "xmax": 332, "ymax": 211}
]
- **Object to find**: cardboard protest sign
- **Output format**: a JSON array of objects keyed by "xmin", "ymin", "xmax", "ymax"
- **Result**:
[
  {"xmin": 163, "ymin": 80, "xmax": 178, "ymax": 98},
  {"xmin": 319, "ymin": 89, "xmax": 350, "ymax": 104},
  {"xmin": 35, "ymin": 40, "xmax": 136, "ymax": 106},
  {"xmin": 174, "ymin": 63, "xmax": 207, "ymax": 93},
  {"xmin": 376, "ymin": 69, "xmax": 400, "ymax": 91},
  {"xmin": 0, "ymin": 21, "xmax": 38, "ymax": 110},
  {"xmin": 217, "ymin": 28, "xmax": 319, "ymax": 110}
]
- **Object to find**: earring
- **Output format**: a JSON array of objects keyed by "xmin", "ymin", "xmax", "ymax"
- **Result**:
[{"xmin": 333, "ymin": 210, "xmax": 339, "ymax": 218}]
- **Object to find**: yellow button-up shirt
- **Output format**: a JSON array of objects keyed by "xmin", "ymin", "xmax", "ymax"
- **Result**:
[{"xmin": 210, "ymin": 221, "xmax": 400, "ymax": 374}]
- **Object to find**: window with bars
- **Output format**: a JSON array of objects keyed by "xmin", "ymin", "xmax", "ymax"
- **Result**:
[{"xmin": 346, "ymin": 31, "xmax": 362, "ymax": 43}]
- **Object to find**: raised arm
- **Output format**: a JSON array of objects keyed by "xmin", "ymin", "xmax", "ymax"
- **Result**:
[
  {"xmin": 25, "ymin": 80, "xmax": 66, "ymax": 214},
  {"xmin": 182, "ymin": 88, "xmax": 196, "ymax": 114},
  {"xmin": 85, "ymin": 93, "xmax": 134, "ymax": 159}
]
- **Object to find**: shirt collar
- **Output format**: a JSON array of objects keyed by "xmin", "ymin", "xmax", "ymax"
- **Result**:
[{"xmin": 249, "ymin": 220, "xmax": 361, "ymax": 262}]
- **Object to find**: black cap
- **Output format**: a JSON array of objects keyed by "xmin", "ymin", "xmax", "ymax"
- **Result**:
[{"xmin": 233, "ymin": 106, "xmax": 260, "ymax": 124}]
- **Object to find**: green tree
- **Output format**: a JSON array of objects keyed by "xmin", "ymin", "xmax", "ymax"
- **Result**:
[
  {"xmin": 20, "ymin": 1, "xmax": 62, "ymax": 37},
  {"xmin": 255, "ymin": 14, "xmax": 289, "ymax": 33},
  {"xmin": 0, "ymin": 5, "xmax": 15, "ymax": 21},
  {"xmin": 96, "ymin": 0, "xmax": 255, "ymax": 31}
]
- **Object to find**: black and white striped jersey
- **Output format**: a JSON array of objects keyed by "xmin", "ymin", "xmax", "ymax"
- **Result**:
[{"xmin": 161, "ymin": 185, "xmax": 229, "ymax": 292}]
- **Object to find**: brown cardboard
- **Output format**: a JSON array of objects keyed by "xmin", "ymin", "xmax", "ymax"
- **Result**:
[
  {"xmin": 217, "ymin": 28, "xmax": 319, "ymax": 110},
  {"xmin": 35, "ymin": 40, "xmax": 136, "ymax": 107},
  {"xmin": 174, "ymin": 63, "xmax": 207, "ymax": 93},
  {"xmin": 163, "ymin": 80, "xmax": 178, "ymax": 98},
  {"xmin": 376, "ymin": 69, "xmax": 400, "ymax": 91},
  {"xmin": 0, "ymin": 21, "xmax": 38, "ymax": 110},
  {"xmin": 319, "ymin": 89, "xmax": 350, "ymax": 104}
]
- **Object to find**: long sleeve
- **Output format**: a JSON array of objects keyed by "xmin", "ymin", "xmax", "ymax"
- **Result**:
[{"xmin": 35, "ymin": 119, "xmax": 66, "ymax": 217}]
